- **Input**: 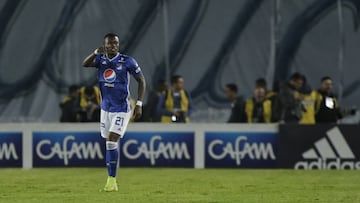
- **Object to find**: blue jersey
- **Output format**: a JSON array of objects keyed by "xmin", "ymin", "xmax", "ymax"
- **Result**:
[{"xmin": 95, "ymin": 53, "xmax": 142, "ymax": 112}]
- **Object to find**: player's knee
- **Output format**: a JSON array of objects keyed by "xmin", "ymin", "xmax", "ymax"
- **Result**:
[{"xmin": 108, "ymin": 132, "xmax": 120, "ymax": 142}]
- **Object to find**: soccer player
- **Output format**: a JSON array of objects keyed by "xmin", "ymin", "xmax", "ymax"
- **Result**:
[{"xmin": 82, "ymin": 33, "xmax": 146, "ymax": 192}]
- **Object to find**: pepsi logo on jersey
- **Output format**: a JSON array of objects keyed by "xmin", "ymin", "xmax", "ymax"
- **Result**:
[{"xmin": 103, "ymin": 69, "xmax": 116, "ymax": 83}]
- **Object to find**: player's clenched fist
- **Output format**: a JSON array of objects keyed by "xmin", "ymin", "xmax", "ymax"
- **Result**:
[
  {"xmin": 132, "ymin": 105, "xmax": 142, "ymax": 121},
  {"xmin": 94, "ymin": 46, "xmax": 105, "ymax": 54}
]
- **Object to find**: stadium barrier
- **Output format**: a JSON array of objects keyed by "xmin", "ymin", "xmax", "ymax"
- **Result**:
[{"xmin": 0, "ymin": 123, "xmax": 359, "ymax": 169}]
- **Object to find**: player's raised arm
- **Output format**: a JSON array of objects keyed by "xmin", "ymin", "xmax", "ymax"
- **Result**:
[
  {"xmin": 82, "ymin": 46, "xmax": 104, "ymax": 67},
  {"xmin": 132, "ymin": 73, "xmax": 146, "ymax": 121}
]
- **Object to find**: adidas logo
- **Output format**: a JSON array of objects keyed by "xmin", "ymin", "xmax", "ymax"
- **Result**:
[{"xmin": 294, "ymin": 127, "xmax": 360, "ymax": 170}]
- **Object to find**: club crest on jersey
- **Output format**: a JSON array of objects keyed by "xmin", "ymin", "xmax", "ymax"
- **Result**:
[{"xmin": 103, "ymin": 69, "xmax": 116, "ymax": 83}]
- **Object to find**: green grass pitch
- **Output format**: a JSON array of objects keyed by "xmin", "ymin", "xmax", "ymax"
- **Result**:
[{"xmin": 0, "ymin": 168, "xmax": 359, "ymax": 203}]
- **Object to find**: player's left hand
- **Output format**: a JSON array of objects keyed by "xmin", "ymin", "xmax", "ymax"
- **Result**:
[{"xmin": 132, "ymin": 105, "xmax": 142, "ymax": 121}]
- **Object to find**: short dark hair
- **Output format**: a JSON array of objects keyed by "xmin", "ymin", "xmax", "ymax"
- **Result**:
[
  {"xmin": 226, "ymin": 83, "xmax": 238, "ymax": 93},
  {"xmin": 255, "ymin": 78, "xmax": 267, "ymax": 88},
  {"xmin": 171, "ymin": 75, "xmax": 183, "ymax": 84},
  {"xmin": 290, "ymin": 72, "xmax": 304, "ymax": 81},
  {"xmin": 68, "ymin": 85, "xmax": 79, "ymax": 94},
  {"xmin": 84, "ymin": 86, "xmax": 95, "ymax": 96},
  {"xmin": 104, "ymin": 33, "xmax": 119, "ymax": 41},
  {"xmin": 321, "ymin": 76, "xmax": 332, "ymax": 82}
]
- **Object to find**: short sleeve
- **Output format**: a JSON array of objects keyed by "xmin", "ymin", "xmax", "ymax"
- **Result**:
[
  {"xmin": 94, "ymin": 54, "xmax": 102, "ymax": 68},
  {"xmin": 127, "ymin": 56, "xmax": 142, "ymax": 76}
]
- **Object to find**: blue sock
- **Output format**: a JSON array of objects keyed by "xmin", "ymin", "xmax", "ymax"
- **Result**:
[
  {"xmin": 106, "ymin": 141, "xmax": 118, "ymax": 177},
  {"xmin": 106, "ymin": 150, "xmax": 111, "ymax": 176}
]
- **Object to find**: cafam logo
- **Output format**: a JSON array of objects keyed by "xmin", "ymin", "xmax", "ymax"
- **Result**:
[
  {"xmin": 122, "ymin": 135, "xmax": 191, "ymax": 165},
  {"xmin": 295, "ymin": 127, "xmax": 359, "ymax": 170},
  {"xmin": 208, "ymin": 136, "xmax": 276, "ymax": 165},
  {"xmin": 36, "ymin": 135, "xmax": 104, "ymax": 165},
  {"xmin": 0, "ymin": 142, "xmax": 19, "ymax": 160}
]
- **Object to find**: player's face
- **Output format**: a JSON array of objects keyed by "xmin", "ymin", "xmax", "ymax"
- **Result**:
[{"xmin": 104, "ymin": 36, "xmax": 119, "ymax": 55}]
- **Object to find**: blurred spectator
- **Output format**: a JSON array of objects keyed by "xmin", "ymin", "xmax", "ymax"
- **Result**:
[
  {"xmin": 59, "ymin": 85, "xmax": 81, "ymax": 122},
  {"xmin": 225, "ymin": 83, "xmax": 245, "ymax": 123},
  {"xmin": 79, "ymin": 85, "xmax": 101, "ymax": 122},
  {"xmin": 256, "ymin": 78, "xmax": 278, "ymax": 102},
  {"xmin": 314, "ymin": 76, "xmax": 342, "ymax": 123},
  {"xmin": 158, "ymin": 75, "xmax": 193, "ymax": 123},
  {"xmin": 255, "ymin": 78, "xmax": 279, "ymax": 122},
  {"xmin": 277, "ymin": 72, "xmax": 306, "ymax": 123},
  {"xmin": 299, "ymin": 76, "xmax": 316, "ymax": 124},
  {"xmin": 244, "ymin": 86, "xmax": 272, "ymax": 123},
  {"xmin": 144, "ymin": 79, "xmax": 168, "ymax": 122}
]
